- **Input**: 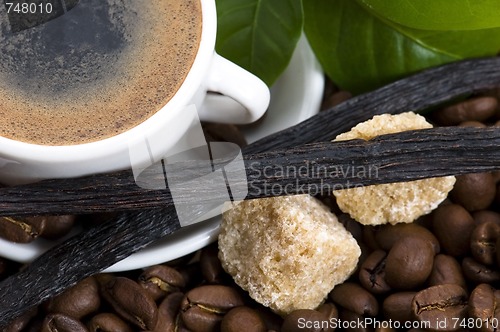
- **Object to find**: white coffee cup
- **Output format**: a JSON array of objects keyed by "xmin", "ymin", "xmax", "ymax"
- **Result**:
[{"xmin": 0, "ymin": 0, "xmax": 270, "ymax": 185}]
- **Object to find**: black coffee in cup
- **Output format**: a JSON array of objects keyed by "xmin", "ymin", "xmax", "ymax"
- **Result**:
[{"xmin": 0, "ymin": 0, "xmax": 202, "ymax": 145}]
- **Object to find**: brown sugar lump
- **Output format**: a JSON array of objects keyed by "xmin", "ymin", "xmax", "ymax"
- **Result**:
[
  {"xmin": 332, "ymin": 112, "xmax": 456, "ymax": 226},
  {"xmin": 218, "ymin": 195, "xmax": 360, "ymax": 316}
]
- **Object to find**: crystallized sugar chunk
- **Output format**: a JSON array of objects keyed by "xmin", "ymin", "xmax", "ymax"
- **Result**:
[
  {"xmin": 218, "ymin": 195, "xmax": 360, "ymax": 316},
  {"xmin": 332, "ymin": 112, "xmax": 456, "ymax": 225}
]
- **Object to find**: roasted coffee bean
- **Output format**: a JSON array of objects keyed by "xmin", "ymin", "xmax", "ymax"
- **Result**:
[
  {"xmin": 180, "ymin": 304, "xmax": 222, "ymax": 332},
  {"xmin": 40, "ymin": 215, "xmax": 76, "ymax": 240},
  {"xmin": 0, "ymin": 216, "xmax": 46, "ymax": 243},
  {"xmin": 202, "ymin": 123, "xmax": 247, "ymax": 148},
  {"xmin": 338, "ymin": 309, "xmax": 371, "ymax": 332},
  {"xmin": 374, "ymin": 223, "xmax": 440, "ymax": 254},
  {"xmin": 358, "ymin": 250, "xmax": 391, "ymax": 294},
  {"xmin": 221, "ymin": 306, "xmax": 266, "ymax": 332},
  {"xmin": 497, "ymin": 238, "xmax": 500, "ymax": 267},
  {"xmin": 385, "ymin": 236, "xmax": 434, "ymax": 290},
  {"xmin": 451, "ymin": 173, "xmax": 496, "ymax": 211},
  {"xmin": 469, "ymin": 284, "xmax": 500, "ymax": 332},
  {"xmin": 432, "ymin": 203, "xmax": 475, "ymax": 256},
  {"xmin": 46, "ymin": 276, "xmax": 100, "ymax": 319},
  {"xmin": 427, "ymin": 254, "xmax": 467, "ymax": 290},
  {"xmin": 101, "ymin": 277, "xmax": 158, "ymax": 330},
  {"xmin": 167, "ymin": 321, "xmax": 191, "ymax": 332},
  {"xmin": 433, "ymin": 96, "xmax": 498, "ymax": 125},
  {"xmin": 87, "ymin": 313, "xmax": 133, "ymax": 332},
  {"xmin": 476, "ymin": 87, "xmax": 500, "ymax": 105},
  {"xmin": 375, "ymin": 327, "xmax": 396, "ymax": 332},
  {"xmin": 200, "ymin": 243, "xmax": 226, "ymax": 284},
  {"xmin": 473, "ymin": 210, "xmax": 500, "ymax": 225},
  {"xmin": 459, "ymin": 120, "xmax": 488, "ymax": 127},
  {"xmin": 471, "ymin": 221, "xmax": 500, "ymax": 265},
  {"xmin": 462, "ymin": 257, "xmax": 500, "ymax": 284},
  {"xmin": 382, "ymin": 292, "xmax": 416, "ymax": 323},
  {"xmin": 3, "ymin": 307, "xmax": 38, "ymax": 332},
  {"xmin": 138, "ymin": 265, "xmax": 185, "ymax": 301},
  {"xmin": 94, "ymin": 273, "xmax": 114, "ymax": 290},
  {"xmin": 317, "ymin": 302, "xmax": 338, "ymax": 322},
  {"xmin": 412, "ymin": 284, "xmax": 468, "ymax": 331},
  {"xmin": 41, "ymin": 314, "xmax": 88, "ymax": 332},
  {"xmin": 180, "ymin": 285, "xmax": 244, "ymax": 332},
  {"xmin": 322, "ymin": 90, "xmax": 352, "ymax": 110},
  {"xmin": 281, "ymin": 309, "xmax": 332, "ymax": 332},
  {"xmin": 253, "ymin": 306, "xmax": 283, "ymax": 331},
  {"xmin": 153, "ymin": 292, "xmax": 184, "ymax": 332},
  {"xmin": 329, "ymin": 282, "xmax": 378, "ymax": 316}
]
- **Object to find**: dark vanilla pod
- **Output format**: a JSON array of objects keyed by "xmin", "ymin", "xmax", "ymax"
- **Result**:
[{"xmin": 0, "ymin": 126, "xmax": 498, "ymax": 217}]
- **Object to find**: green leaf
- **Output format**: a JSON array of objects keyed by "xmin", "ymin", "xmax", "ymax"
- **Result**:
[
  {"xmin": 357, "ymin": 0, "xmax": 500, "ymax": 31},
  {"xmin": 406, "ymin": 27, "xmax": 500, "ymax": 59},
  {"xmin": 215, "ymin": 0, "xmax": 303, "ymax": 86},
  {"xmin": 303, "ymin": 0, "xmax": 500, "ymax": 94}
]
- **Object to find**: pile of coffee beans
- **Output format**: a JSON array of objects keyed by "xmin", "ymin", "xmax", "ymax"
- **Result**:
[
  {"xmin": 0, "ymin": 243, "xmax": 285, "ymax": 331},
  {"xmin": 0, "ymin": 215, "xmax": 75, "ymax": 243},
  {"xmin": 1, "ymin": 90, "xmax": 500, "ymax": 331}
]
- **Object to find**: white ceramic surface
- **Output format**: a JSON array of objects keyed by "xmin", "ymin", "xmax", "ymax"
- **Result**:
[
  {"xmin": 0, "ymin": 35, "xmax": 323, "ymax": 271},
  {"xmin": 0, "ymin": 0, "xmax": 269, "ymax": 185}
]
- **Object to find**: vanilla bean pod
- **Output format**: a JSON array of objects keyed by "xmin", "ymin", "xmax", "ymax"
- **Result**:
[{"xmin": 0, "ymin": 127, "xmax": 497, "ymax": 216}]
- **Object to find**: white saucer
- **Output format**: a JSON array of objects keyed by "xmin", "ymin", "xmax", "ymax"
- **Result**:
[{"xmin": 0, "ymin": 35, "xmax": 324, "ymax": 272}]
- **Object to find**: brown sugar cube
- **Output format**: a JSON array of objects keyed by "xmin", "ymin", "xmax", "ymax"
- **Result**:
[
  {"xmin": 332, "ymin": 112, "xmax": 456, "ymax": 225},
  {"xmin": 218, "ymin": 195, "xmax": 360, "ymax": 316}
]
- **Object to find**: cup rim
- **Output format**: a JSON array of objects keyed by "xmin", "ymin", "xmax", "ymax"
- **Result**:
[{"xmin": 0, "ymin": 0, "xmax": 215, "ymax": 163}]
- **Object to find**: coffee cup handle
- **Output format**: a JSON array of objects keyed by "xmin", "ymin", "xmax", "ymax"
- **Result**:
[{"xmin": 198, "ymin": 53, "xmax": 270, "ymax": 124}]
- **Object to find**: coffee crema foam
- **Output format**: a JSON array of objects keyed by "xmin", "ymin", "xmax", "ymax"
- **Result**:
[{"xmin": 0, "ymin": 0, "xmax": 202, "ymax": 145}]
